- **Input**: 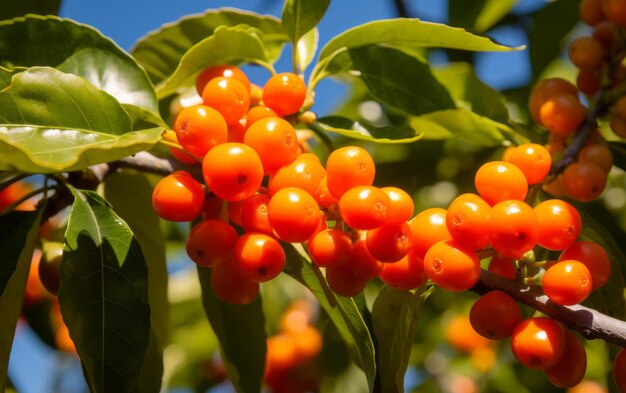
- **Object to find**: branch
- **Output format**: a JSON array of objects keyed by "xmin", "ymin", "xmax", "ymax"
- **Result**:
[
  {"xmin": 473, "ymin": 269, "xmax": 626, "ymax": 348},
  {"xmin": 391, "ymin": 0, "xmax": 409, "ymax": 18}
]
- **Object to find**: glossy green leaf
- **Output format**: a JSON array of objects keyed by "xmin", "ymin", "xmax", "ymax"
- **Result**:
[
  {"xmin": 59, "ymin": 188, "xmax": 150, "ymax": 393},
  {"xmin": 372, "ymin": 287, "xmax": 425, "ymax": 393},
  {"xmin": 529, "ymin": 0, "xmax": 578, "ymax": 77},
  {"xmin": 283, "ymin": 244, "xmax": 376, "ymax": 392},
  {"xmin": 0, "ymin": 15, "xmax": 159, "ymax": 118},
  {"xmin": 131, "ymin": 8, "xmax": 288, "ymax": 85},
  {"xmin": 197, "ymin": 267, "xmax": 266, "ymax": 393},
  {"xmin": 0, "ymin": 67, "xmax": 132, "ymax": 132},
  {"xmin": 296, "ymin": 28, "xmax": 319, "ymax": 73},
  {"xmin": 409, "ymin": 109, "xmax": 508, "ymax": 147},
  {"xmin": 0, "ymin": 125, "xmax": 163, "ymax": 173},
  {"xmin": 0, "ymin": 0, "xmax": 60, "ymax": 20},
  {"xmin": 433, "ymin": 62, "xmax": 509, "ymax": 121},
  {"xmin": 318, "ymin": 18, "xmax": 521, "ymax": 64},
  {"xmin": 0, "ymin": 210, "xmax": 41, "ymax": 392},
  {"xmin": 156, "ymin": 25, "xmax": 275, "ymax": 99},
  {"xmin": 315, "ymin": 117, "xmax": 422, "ymax": 143},
  {"xmin": 579, "ymin": 212, "xmax": 626, "ymax": 320},
  {"xmin": 281, "ymin": 0, "xmax": 330, "ymax": 44},
  {"xmin": 450, "ymin": 0, "xmax": 517, "ymax": 33},
  {"xmin": 313, "ymin": 45, "xmax": 455, "ymax": 116},
  {"xmin": 104, "ymin": 172, "xmax": 169, "ymax": 392}
]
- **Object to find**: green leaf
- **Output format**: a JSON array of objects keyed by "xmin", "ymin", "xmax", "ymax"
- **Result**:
[
  {"xmin": 0, "ymin": 125, "xmax": 163, "ymax": 173},
  {"xmin": 449, "ymin": 0, "xmax": 517, "ymax": 33},
  {"xmin": 58, "ymin": 188, "xmax": 151, "ymax": 393},
  {"xmin": 579, "ymin": 212, "xmax": 626, "ymax": 320},
  {"xmin": 131, "ymin": 8, "xmax": 288, "ymax": 86},
  {"xmin": 156, "ymin": 25, "xmax": 275, "ymax": 99},
  {"xmin": 318, "ymin": 18, "xmax": 521, "ymax": 64},
  {"xmin": 0, "ymin": 15, "xmax": 159, "ymax": 119},
  {"xmin": 197, "ymin": 267, "xmax": 266, "ymax": 393},
  {"xmin": 0, "ymin": 210, "xmax": 41, "ymax": 392},
  {"xmin": 609, "ymin": 142, "xmax": 626, "ymax": 173},
  {"xmin": 281, "ymin": 0, "xmax": 330, "ymax": 44},
  {"xmin": 0, "ymin": 67, "xmax": 132, "ymax": 133},
  {"xmin": 528, "ymin": 0, "xmax": 578, "ymax": 77},
  {"xmin": 0, "ymin": 0, "xmax": 61, "ymax": 20},
  {"xmin": 409, "ymin": 109, "xmax": 508, "ymax": 147},
  {"xmin": 433, "ymin": 62, "xmax": 509, "ymax": 121},
  {"xmin": 313, "ymin": 45, "xmax": 455, "ymax": 116},
  {"xmin": 315, "ymin": 117, "xmax": 422, "ymax": 144},
  {"xmin": 296, "ymin": 28, "xmax": 319, "ymax": 74},
  {"xmin": 372, "ymin": 287, "xmax": 425, "ymax": 393},
  {"xmin": 283, "ymin": 244, "xmax": 376, "ymax": 392},
  {"xmin": 104, "ymin": 172, "xmax": 169, "ymax": 392}
]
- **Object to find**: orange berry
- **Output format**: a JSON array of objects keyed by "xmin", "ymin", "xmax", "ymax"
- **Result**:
[
  {"xmin": 423, "ymin": 240, "xmax": 481, "ymax": 291},
  {"xmin": 246, "ymin": 105, "xmax": 277, "ymax": 128},
  {"xmin": 508, "ymin": 143, "xmax": 552, "ymax": 184},
  {"xmin": 543, "ymin": 260, "xmax": 592, "ymax": 305},
  {"xmin": 202, "ymin": 76, "xmax": 250, "ymax": 125},
  {"xmin": 545, "ymin": 329, "xmax": 587, "ymax": 388},
  {"xmin": 263, "ymin": 72, "xmax": 307, "ymax": 117},
  {"xmin": 169, "ymin": 146, "xmax": 199, "ymax": 164},
  {"xmin": 488, "ymin": 200, "xmax": 539, "ymax": 258},
  {"xmin": 488, "ymin": 254, "xmax": 516, "ymax": 280},
  {"xmin": 603, "ymin": 0, "xmax": 626, "ymax": 25},
  {"xmin": 474, "ymin": 161, "xmax": 528, "ymax": 205},
  {"xmin": 240, "ymin": 193, "xmax": 273, "ymax": 235},
  {"xmin": 409, "ymin": 207, "xmax": 451, "ymax": 259},
  {"xmin": 562, "ymin": 161, "xmax": 607, "ymax": 201},
  {"xmin": 539, "ymin": 93, "xmax": 587, "ymax": 135},
  {"xmin": 152, "ymin": 171, "xmax": 204, "ymax": 222},
  {"xmin": 578, "ymin": 143, "xmax": 613, "ymax": 173},
  {"xmin": 195, "ymin": 64, "xmax": 251, "ymax": 96},
  {"xmin": 186, "ymin": 219, "xmax": 238, "ymax": 268},
  {"xmin": 381, "ymin": 187, "xmax": 414, "ymax": 224},
  {"xmin": 233, "ymin": 232, "xmax": 286, "ymax": 282},
  {"xmin": 202, "ymin": 142, "xmax": 264, "ymax": 202},
  {"xmin": 268, "ymin": 153, "xmax": 326, "ymax": 198},
  {"xmin": 174, "ymin": 104, "xmax": 228, "ymax": 157},
  {"xmin": 614, "ymin": 348, "xmax": 626, "ymax": 392},
  {"xmin": 445, "ymin": 193, "xmax": 491, "ymax": 250},
  {"xmin": 339, "ymin": 186, "xmax": 390, "ymax": 230},
  {"xmin": 366, "ymin": 222, "xmax": 413, "ymax": 262},
  {"xmin": 244, "ymin": 116, "xmax": 299, "ymax": 173},
  {"xmin": 326, "ymin": 146, "xmax": 376, "ymax": 199},
  {"xmin": 307, "ymin": 228, "xmax": 353, "ymax": 268},
  {"xmin": 511, "ymin": 317, "xmax": 566, "ymax": 370},
  {"xmin": 580, "ymin": 0, "xmax": 606, "ymax": 25},
  {"xmin": 577, "ymin": 70, "xmax": 601, "ymax": 95},
  {"xmin": 470, "ymin": 290, "xmax": 522, "ymax": 340},
  {"xmin": 529, "ymin": 78, "xmax": 578, "ymax": 123},
  {"xmin": 315, "ymin": 176, "xmax": 339, "ymax": 209},
  {"xmin": 559, "ymin": 241, "xmax": 611, "ymax": 290},
  {"xmin": 211, "ymin": 261, "xmax": 259, "ymax": 305},
  {"xmin": 534, "ymin": 199, "xmax": 582, "ymax": 251},
  {"xmin": 569, "ymin": 37, "xmax": 606, "ymax": 70},
  {"xmin": 378, "ymin": 250, "xmax": 427, "ymax": 290},
  {"xmin": 268, "ymin": 187, "xmax": 320, "ymax": 243}
]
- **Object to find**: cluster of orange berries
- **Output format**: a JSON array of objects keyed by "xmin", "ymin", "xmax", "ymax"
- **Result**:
[{"xmin": 264, "ymin": 300, "xmax": 323, "ymax": 393}]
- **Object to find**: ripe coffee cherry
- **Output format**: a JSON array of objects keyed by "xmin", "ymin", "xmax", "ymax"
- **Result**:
[
  {"xmin": 339, "ymin": 186, "xmax": 390, "ymax": 230},
  {"xmin": 381, "ymin": 187, "xmax": 414, "ymax": 224},
  {"xmin": 488, "ymin": 200, "xmax": 539, "ymax": 258},
  {"xmin": 246, "ymin": 105, "xmax": 277, "ymax": 128},
  {"xmin": 378, "ymin": 250, "xmax": 426, "ymax": 290},
  {"xmin": 445, "ymin": 193, "xmax": 491, "ymax": 250},
  {"xmin": 615, "ymin": 348, "xmax": 626, "ymax": 392},
  {"xmin": 580, "ymin": 0, "xmax": 606, "ymax": 25},
  {"xmin": 474, "ymin": 161, "xmax": 528, "ymax": 205},
  {"xmin": 569, "ymin": 37, "xmax": 606, "ymax": 70},
  {"xmin": 186, "ymin": 219, "xmax": 238, "ymax": 268},
  {"xmin": 195, "ymin": 64, "xmax": 251, "ymax": 96},
  {"xmin": 534, "ymin": 199, "xmax": 582, "ymax": 251},
  {"xmin": 577, "ymin": 70, "xmax": 601, "ymax": 95},
  {"xmin": 211, "ymin": 261, "xmax": 260, "ymax": 305},
  {"xmin": 315, "ymin": 176, "xmax": 339, "ymax": 208},
  {"xmin": 409, "ymin": 207, "xmax": 451, "ymax": 259},
  {"xmin": 263, "ymin": 72, "xmax": 307, "ymax": 117},
  {"xmin": 307, "ymin": 229, "xmax": 353, "ymax": 268},
  {"xmin": 350, "ymin": 239, "xmax": 384, "ymax": 280},
  {"xmin": 603, "ymin": 0, "xmax": 626, "ymax": 25},
  {"xmin": 511, "ymin": 317, "xmax": 566, "ymax": 370},
  {"xmin": 507, "ymin": 143, "xmax": 552, "ymax": 184},
  {"xmin": 269, "ymin": 153, "xmax": 326, "ymax": 199},
  {"xmin": 170, "ymin": 146, "xmax": 198, "ymax": 165},
  {"xmin": 174, "ymin": 104, "xmax": 228, "ymax": 157},
  {"xmin": 326, "ymin": 262, "xmax": 368, "ymax": 297},
  {"xmin": 202, "ymin": 77, "xmax": 250, "ymax": 125},
  {"xmin": 559, "ymin": 241, "xmax": 611, "ymax": 290},
  {"xmin": 578, "ymin": 143, "xmax": 613, "ymax": 173},
  {"xmin": 529, "ymin": 78, "xmax": 578, "ymax": 123},
  {"xmin": 366, "ymin": 222, "xmax": 413, "ymax": 262},
  {"xmin": 240, "ymin": 193, "xmax": 273, "ymax": 235},
  {"xmin": 423, "ymin": 240, "xmax": 480, "ymax": 291},
  {"xmin": 233, "ymin": 233, "xmax": 286, "ymax": 282},
  {"xmin": 539, "ymin": 93, "xmax": 587, "ymax": 135},
  {"xmin": 326, "ymin": 146, "xmax": 376, "ymax": 198},
  {"xmin": 488, "ymin": 254, "xmax": 516, "ymax": 280},
  {"xmin": 152, "ymin": 171, "xmax": 204, "ymax": 222},
  {"xmin": 562, "ymin": 161, "xmax": 607, "ymax": 201},
  {"xmin": 545, "ymin": 329, "xmax": 587, "ymax": 388},
  {"xmin": 202, "ymin": 143, "xmax": 264, "ymax": 201},
  {"xmin": 542, "ymin": 260, "xmax": 592, "ymax": 305},
  {"xmin": 244, "ymin": 117, "xmax": 299, "ymax": 173},
  {"xmin": 470, "ymin": 290, "xmax": 522, "ymax": 340},
  {"xmin": 268, "ymin": 187, "xmax": 320, "ymax": 243}
]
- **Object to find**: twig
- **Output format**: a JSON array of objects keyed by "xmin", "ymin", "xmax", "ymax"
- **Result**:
[
  {"xmin": 472, "ymin": 269, "xmax": 626, "ymax": 348},
  {"xmin": 391, "ymin": 0, "xmax": 409, "ymax": 18}
]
